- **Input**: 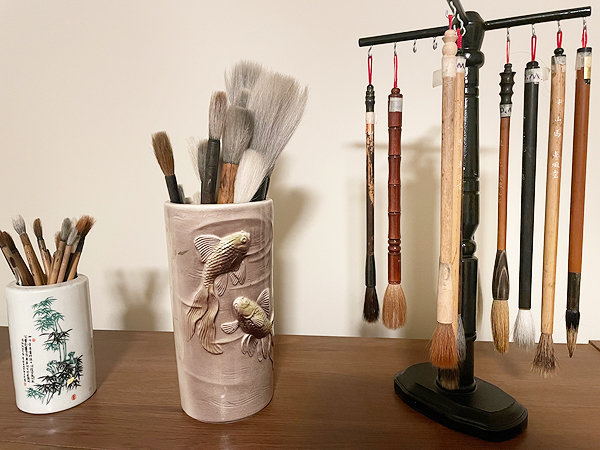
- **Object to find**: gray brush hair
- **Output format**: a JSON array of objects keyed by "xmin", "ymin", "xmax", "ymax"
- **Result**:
[
  {"xmin": 208, "ymin": 91, "xmax": 228, "ymax": 140},
  {"xmin": 12, "ymin": 215, "xmax": 26, "ymax": 236},
  {"xmin": 225, "ymin": 61, "xmax": 263, "ymax": 107},
  {"xmin": 222, "ymin": 106, "xmax": 254, "ymax": 164}
]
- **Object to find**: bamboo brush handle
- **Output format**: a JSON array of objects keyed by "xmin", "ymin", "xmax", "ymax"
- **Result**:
[
  {"xmin": 48, "ymin": 241, "xmax": 66, "ymax": 285},
  {"xmin": 567, "ymin": 47, "xmax": 592, "ymax": 312},
  {"xmin": 437, "ymin": 29, "xmax": 457, "ymax": 325},
  {"xmin": 541, "ymin": 50, "xmax": 567, "ymax": 335},
  {"xmin": 66, "ymin": 252, "xmax": 81, "ymax": 281},
  {"xmin": 1, "ymin": 247, "xmax": 16, "ymax": 278},
  {"xmin": 217, "ymin": 163, "xmax": 239, "ymax": 204},
  {"xmin": 202, "ymin": 139, "xmax": 221, "ymax": 204},
  {"xmin": 518, "ymin": 60, "xmax": 541, "ymax": 311},
  {"xmin": 39, "ymin": 239, "xmax": 52, "ymax": 278},
  {"xmin": 57, "ymin": 243, "xmax": 74, "ymax": 283},
  {"xmin": 451, "ymin": 54, "xmax": 465, "ymax": 322},
  {"xmin": 387, "ymin": 88, "xmax": 403, "ymax": 284},
  {"xmin": 20, "ymin": 234, "xmax": 45, "ymax": 286},
  {"xmin": 365, "ymin": 84, "xmax": 376, "ymax": 289}
]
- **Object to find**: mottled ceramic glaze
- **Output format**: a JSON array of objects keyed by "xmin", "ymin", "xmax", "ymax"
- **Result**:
[
  {"xmin": 5, "ymin": 274, "xmax": 97, "ymax": 414},
  {"xmin": 164, "ymin": 200, "xmax": 274, "ymax": 423}
]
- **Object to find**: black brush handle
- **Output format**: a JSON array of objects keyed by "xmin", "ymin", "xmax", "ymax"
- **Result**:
[
  {"xmin": 518, "ymin": 60, "xmax": 540, "ymax": 311},
  {"xmin": 499, "ymin": 63, "xmax": 515, "ymax": 109},
  {"xmin": 202, "ymin": 139, "xmax": 220, "ymax": 204},
  {"xmin": 251, "ymin": 176, "xmax": 270, "ymax": 202},
  {"xmin": 165, "ymin": 174, "xmax": 183, "ymax": 204}
]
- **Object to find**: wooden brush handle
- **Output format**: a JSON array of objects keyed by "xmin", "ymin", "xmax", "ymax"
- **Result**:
[
  {"xmin": 38, "ymin": 239, "xmax": 52, "ymax": 278},
  {"xmin": 1, "ymin": 247, "xmax": 16, "ymax": 278},
  {"xmin": 365, "ymin": 84, "xmax": 376, "ymax": 289},
  {"xmin": 48, "ymin": 241, "xmax": 66, "ymax": 285},
  {"xmin": 57, "ymin": 244, "xmax": 73, "ymax": 283},
  {"xmin": 437, "ymin": 29, "xmax": 457, "ymax": 325},
  {"xmin": 387, "ymin": 88, "xmax": 403, "ymax": 284},
  {"xmin": 452, "ymin": 55, "xmax": 465, "ymax": 321},
  {"xmin": 67, "ymin": 251, "xmax": 81, "ymax": 281},
  {"xmin": 541, "ymin": 50, "xmax": 567, "ymax": 335},
  {"xmin": 568, "ymin": 47, "xmax": 592, "ymax": 275},
  {"xmin": 497, "ymin": 64, "xmax": 515, "ymax": 251},
  {"xmin": 20, "ymin": 234, "xmax": 45, "ymax": 286},
  {"xmin": 518, "ymin": 60, "xmax": 540, "ymax": 311},
  {"xmin": 217, "ymin": 163, "xmax": 238, "ymax": 204}
]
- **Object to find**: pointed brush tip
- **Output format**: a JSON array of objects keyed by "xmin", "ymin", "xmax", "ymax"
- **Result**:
[{"xmin": 363, "ymin": 286, "xmax": 379, "ymax": 322}]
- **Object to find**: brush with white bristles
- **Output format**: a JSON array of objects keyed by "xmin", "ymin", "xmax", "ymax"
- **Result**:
[
  {"xmin": 234, "ymin": 70, "xmax": 308, "ymax": 203},
  {"xmin": 202, "ymin": 91, "xmax": 228, "ymax": 204},
  {"xmin": 218, "ymin": 106, "xmax": 254, "ymax": 204},
  {"xmin": 48, "ymin": 218, "xmax": 71, "ymax": 285},
  {"xmin": 13, "ymin": 215, "xmax": 46, "ymax": 286},
  {"xmin": 225, "ymin": 60, "xmax": 263, "ymax": 108}
]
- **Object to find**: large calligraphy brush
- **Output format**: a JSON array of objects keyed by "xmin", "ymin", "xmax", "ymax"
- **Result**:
[
  {"xmin": 533, "ymin": 47, "xmax": 566, "ymax": 377},
  {"xmin": 225, "ymin": 60, "xmax": 263, "ymax": 108},
  {"xmin": 430, "ymin": 28, "xmax": 458, "ymax": 369},
  {"xmin": 566, "ymin": 46, "xmax": 592, "ymax": 357},
  {"xmin": 382, "ymin": 76, "xmax": 407, "ymax": 329},
  {"xmin": 202, "ymin": 91, "xmax": 228, "ymax": 204},
  {"xmin": 491, "ymin": 63, "xmax": 516, "ymax": 354},
  {"xmin": 514, "ymin": 55, "xmax": 541, "ymax": 351}
]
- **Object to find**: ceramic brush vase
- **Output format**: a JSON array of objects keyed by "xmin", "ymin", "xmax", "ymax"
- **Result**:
[
  {"xmin": 164, "ymin": 199, "xmax": 274, "ymax": 423},
  {"xmin": 5, "ymin": 274, "xmax": 97, "ymax": 414}
]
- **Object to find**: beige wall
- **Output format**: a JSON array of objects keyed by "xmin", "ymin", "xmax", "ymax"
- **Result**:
[{"xmin": 0, "ymin": 0, "xmax": 598, "ymax": 344}]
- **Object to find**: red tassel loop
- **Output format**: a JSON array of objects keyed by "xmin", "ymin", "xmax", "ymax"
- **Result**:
[
  {"xmin": 531, "ymin": 32, "xmax": 537, "ymax": 61},
  {"xmin": 393, "ymin": 48, "xmax": 398, "ymax": 89},
  {"xmin": 368, "ymin": 49, "xmax": 373, "ymax": 85}
]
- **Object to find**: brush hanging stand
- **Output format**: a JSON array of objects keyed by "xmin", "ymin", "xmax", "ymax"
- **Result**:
[{"xmin": 359, "ymin": 1, "xmax": 591, "ymax": 442}]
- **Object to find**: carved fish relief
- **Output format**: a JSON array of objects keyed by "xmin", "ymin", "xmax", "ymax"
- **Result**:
[
  {"xmin": 221, "ymin": 288, "xmax": 273, "ymax": 362},
  {"xmin": 185, "ymin": 231, "xmax": 250, "ymax": 354}
]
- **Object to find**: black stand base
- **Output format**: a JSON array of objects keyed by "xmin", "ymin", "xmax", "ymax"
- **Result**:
[{"xmin": 394, "ymin": 362, "xmax": 528, "ymax": 442}]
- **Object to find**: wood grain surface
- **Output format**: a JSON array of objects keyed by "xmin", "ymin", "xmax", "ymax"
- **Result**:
[{"xmin": 1, "ymin": 328, "xmax": 600, "ymax": 449}]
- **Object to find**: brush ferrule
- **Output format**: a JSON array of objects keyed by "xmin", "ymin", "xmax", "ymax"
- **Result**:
[
  {"xmin": 365, "ymin": 84, "xmax": 375, "ymax": 112},
  {"xmin": 251, "ymin": 176, "xmax": 270, "ymax": 202}
]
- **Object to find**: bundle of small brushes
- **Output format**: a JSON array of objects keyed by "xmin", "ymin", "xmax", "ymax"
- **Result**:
[
  {"xmin": 152, "ymin": 61, "xmax": 308, "ymax": 204},
  {"xmin": 0, "ymin": 215, "xmax": 95, "ymax": 286}
]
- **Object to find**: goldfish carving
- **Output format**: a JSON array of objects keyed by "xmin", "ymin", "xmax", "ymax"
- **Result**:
[{"xmin": 186, "ymin": 231, "xmax": 250, "ymax": 354}]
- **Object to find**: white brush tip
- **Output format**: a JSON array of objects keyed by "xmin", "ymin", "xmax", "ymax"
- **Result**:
[
  {"xmin": 513, "ymin": 308, "xmax": 536, "ymax": 351},
  {"xmin": 12, "ymin": 215, "xmax": 26, "ymax": 235}
]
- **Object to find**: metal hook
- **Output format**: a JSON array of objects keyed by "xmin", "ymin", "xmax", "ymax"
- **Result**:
[
  {"xmin": 449, "ymin": 1, "xmax": 457, "ymax": 19},
  {"xmin": 583, "ymin": 17, "xmax": 587, "ymax": 30},
  {"xmin": 413, "ymin": 39, "xmax": 417, "ymax": 53},
  {"xmin": 368, "ymin": 46, "xmax": 372, "ymax": 58},
  {"xmin": 433, "ymin": 36, "xmax": 438, "ymax": 50},
  {"xmin": 557, "ymin": 20, "xmax": 561, "ymax": 32},
  {"xmin": 394, "ymin": 42, "xmax": 397, "ymax": 56},
  {"xmin": 532, "ymin": 24, "xmax": 536, "ymax": 37},
  {"xmin": 506, "ymin": 28, "xmax": 510, "ymax": 42}
]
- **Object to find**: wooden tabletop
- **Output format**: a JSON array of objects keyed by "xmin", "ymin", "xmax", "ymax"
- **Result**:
[{"xmin": 1, "ymin": 327, "xmax": 599, "ymax": 450}]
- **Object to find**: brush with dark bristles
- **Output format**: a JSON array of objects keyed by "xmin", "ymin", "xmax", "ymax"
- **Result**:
[
  {"xmin": 67, "ymin": 215, "xmax": 95, "ymax": 281},
  {"xmin": 33, "ymin": 218, "xmax": 53, "ymax": 279},
  {"xmin": 217, "ymin": 106, "xmax": 254, "ymax": 204},
  {"xmin": 201, "ymin": 91, "xmax": 228, "ymax": 204},
  {"xmin": 57, "ymin": 227, "xmax": 78, "ymax": 283},
  {"xmin": 225, "ymin": 60, "xmax": 263, "ymax": 108},
  {"xmin": 533, "ymin": 48, "xmax": 567, "ymax": 377},
  {"xmin": 152, "ymin": 131, "xmax": 183, "ymax": 204},
  {"xmin": 2, "ymin": 231, "xmax": 34, "ymax": 286},
  {"xmin": 13, "ymin": 215, "xmax": 46, "ymax": 285},
  {"xmin": 566, "ymin": 47, "xmax": 592, "ymax": 358},
  {"xmin": 234, "ymin": 70, "xmax": 308, "ymax": 203},
  {"xmin": 48, "ymin": 218, "xmax": 71, "ymax": 285},
  {"xmin": 492, "ymin": 63, "xmax": 515, "ymax": 354}
]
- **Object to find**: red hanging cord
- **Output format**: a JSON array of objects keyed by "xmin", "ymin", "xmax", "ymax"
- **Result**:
[
  {"xmin": 448, "ymin": 14, "xmax": 453, "ymax": 30},
  {"xmin": 531, "ymin": 31, "xmax": 537, "ymax": 61},
  {"xmin": 457, "ymin": 28, "xmax": 462, "ymax": 49},
  {"xmin": 506, "ymin": 30, "xmax": 510, "ymax": 64},
  {"xmin": 557, "ymin": 29, "xmax": 563, "ymax": 49},
  {"xmin": 368, "ymin": 49, "xmax": 373, "ymax": 85},
  {"xmin": 582, "ymin": 23, "xmax": 588, "ymax": 47},
  {"xmin": 393, "ymin": 47, "xmax": 398, "ymax": 89}
]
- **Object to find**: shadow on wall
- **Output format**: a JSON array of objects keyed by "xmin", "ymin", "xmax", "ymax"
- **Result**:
[
  {"xmin": 268, "ymin": 156, "xmax": 312, "ymax": 335},
  {"xmin": 354, "ymin": 127, "xmax": 441, "ymax": 339},
  {"xmin": 107, "ymin": 268, "xmax": 168, "ymax": 331}
]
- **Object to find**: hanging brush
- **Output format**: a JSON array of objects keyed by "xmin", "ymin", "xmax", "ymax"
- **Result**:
[
  {"xmin": 67, "ymin": 215, "xmax": 95, "ymax": 281},
  {"xmin": 202, "ymin": 91, "xmax": 228, "ymax": 204},
  {"xmin": 225, "ymin": 60, "xmax": 263, "ymax": 108},
  {"xmin": 234, "ymin": 70, "xmax": 308, "ymax": 203},
  {"xmin": 152, "ymin": 131, "xmax": 183, "ymax": 204},
  {"xmin": 33, "ymin": 218, "xmax": 52, "ymax": 279},
  {"xmin": 218, "ymin": 106, "xmax": 254, "ymax": 204},
  {"xmin": 514, "ymin": 33, "xmax": 541, "ymax": 351},
  {"xmin": 12, "ymin": 215, "xmax": 46, "ymax": 286},
  {"xmin": 48, "ymin": 218, "xmax": 71, "ymax": 285},
  {"xmin": 382, "ymin": 45, "xmax": 407, "ymax": 329},
  {"xmin": 3, "ymin": 231, "xmax": 34, "ymax": 286},
  {"xmin": 430, "ymin": 28, "xmax": 458, "ymax": 370},
  {"xmin": 566, "ymin": 44, "xmax": 592, "ymax": 357},
  {"xmin": 492, "ymin": 59, "xmax": 516, "ymax": 354},
  {"xmin": 533, "ymin": 46, "xmax": 567, "ymax": 377}
]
